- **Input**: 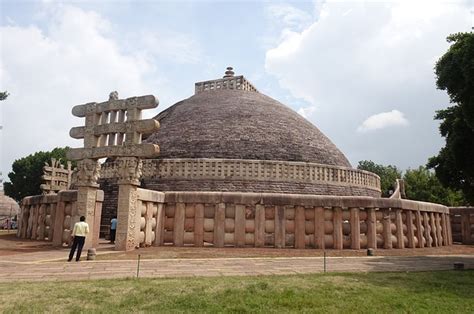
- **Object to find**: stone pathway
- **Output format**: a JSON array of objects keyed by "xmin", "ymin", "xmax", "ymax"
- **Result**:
[{"xmin": 0, "ymin": 255, "xmax": 472, "ymax": 282}]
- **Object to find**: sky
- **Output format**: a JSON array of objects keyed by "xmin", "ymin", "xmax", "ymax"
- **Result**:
[{"xmin": 0, "ymin": 0, "xmax": 472, "ymax": 181}]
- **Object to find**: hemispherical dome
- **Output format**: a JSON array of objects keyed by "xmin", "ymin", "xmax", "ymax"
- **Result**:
[
  {"xmin": 0, "ymin": 191, "xmax": 19, "ymax": 217},
  {"xmin": 145, "ymin": 89, "xmax": 351, "ymax": 167}
]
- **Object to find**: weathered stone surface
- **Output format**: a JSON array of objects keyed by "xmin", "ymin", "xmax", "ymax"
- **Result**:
[
  {"xmin": 41, "ymin": 158, "xmax": 72, "ymax": 194},
  {"xmin": 76, "ymin": 159, "xmax": 100, "ymax": 188},
  {"xmin": 68, "ymin": 93, "xmax": 160, "ymax": 161},
  {"xmin": 71, "ymin": 95, "xmax": 158, "ymax": 117},
  {"xmin": 70, "ymin": 119, "xmax": 160, "ymax": 139},
  {"xmin": 144, "ymin": 89, "xmax": 351, "ymax": 167},
  {"xmin": 68, "ymin": 144, "xmax": 160, "ymax": 160}
]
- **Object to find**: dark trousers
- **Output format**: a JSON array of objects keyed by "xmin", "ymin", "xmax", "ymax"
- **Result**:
[
  {"xmin": 68, "ymin": 236, "xmax": 86, "ymax": 261},
  {"xmin": 110, "ymin": 229, "xmax": 116, "ymax": 242}
]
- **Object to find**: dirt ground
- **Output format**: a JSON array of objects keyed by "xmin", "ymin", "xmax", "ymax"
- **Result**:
[
  {"xmin": 2, "ymin": 232, "xmax": 473, "ymax": 260},
  {"xmin": 0, "ymin": 232, "xmax": 59, "ymax": 256}
]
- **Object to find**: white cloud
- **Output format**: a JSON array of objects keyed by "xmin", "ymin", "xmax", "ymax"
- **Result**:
[
  {"xmin": 264, "ymin": 1, "xmax": 470, "ymax": 168},
  {"xmin": 266, "ymin": 4, "xmax": 312, "ymax": 31},
  {"xmin": 357, "ymin": 110, "xmax": 408, "ymax": 132},
  {"xmin": 136, "ymin": 30, "xmax": 203, "ymax": 64},
  {"xmin": 0, "ymin": 5, "xmax": 160, "ymax": 177},
  {"xmin": 297, "ymin": 105, "xmax": 317, "ymax": 119}
]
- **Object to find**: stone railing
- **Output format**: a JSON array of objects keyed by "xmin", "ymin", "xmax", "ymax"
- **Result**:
[
  {"xmin": 194, "ymin": 75, "xmax": 258, "ymax": 94},
  {"xmin": 450, "ymin": 207, "xmax": 473, "ymax": 244},
  {"xmin": 17, "ymin": 190, "xmax": 104, "ymax": 247},
  {"xmin": 137, "ymin": 191, "xmax": 450, "ymax": 250},
  {"xmin": 101, "ymin": 158, "xmax": 381, "ymax": 193},
  {"xmin": 136, "ymin": 188, "xmax": 165, "ymax": 247}
]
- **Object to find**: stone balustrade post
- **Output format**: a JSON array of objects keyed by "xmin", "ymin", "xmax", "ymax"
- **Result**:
[
  {"xmin": 382, "ymin": 208, "xmax": 392, "ymax": 249},
  {"xmin": 423, "ymin": 212, "xmax": 431, "ymax": 247},
  {"xmin": 314, "ymin": 207, "xmax": 325, "ymax": 249},
  {"xmin": 333, "ymin": 207, "xmax": 343, "ymax": 249},
  {"xmin": 415, "ymin": 211, "xmax": 424, "ymax": 248},
  {"xmin": 367, "ymin": 207, "xmax": 377, "ymax": 249},
  {"xmin": 395, "ymin": 209, "xmax": 404, "ymax": 249},
  {"xmin": 406, "ymin": 210, "xmax": 415, "ymax": 248},
  {"xmin": 350, "ymin": 207, "xmax": 360, "ymax": 249}
]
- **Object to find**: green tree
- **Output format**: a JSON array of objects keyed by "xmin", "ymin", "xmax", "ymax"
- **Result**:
[
  {"xmin": 403, "ymin": 166, "xmax": 464, "ymax": 206},
  {"xmin": 4, "ymin": 147, "xmax": 72, "ymax": 202},
  {"xmin": 0, "ymin": 91, "xmax": 8, "ymax": 101},
  {"xmin": 357, "ymin": 160, "xmax": 402, "ymax": 197},
  {"xmin": 428, "ymin": 32, "xmax": 474, "ymax": 204}
]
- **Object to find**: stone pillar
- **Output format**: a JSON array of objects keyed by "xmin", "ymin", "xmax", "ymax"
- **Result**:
[
  {"xmin": 395, "ymin": 209, "xmax": 404, "ymax": 249},
  {"xmin": 447, "ymin": 214, "xmax": 453, "ymax": 245},
  {"xmin": 406, "ymin": 210, "xmax": 415, "ymax": 248},
  {"xmin": 415, "ymin": 211, "xmax": 424, "ymax": 248},
  {"xmin": 214, "ymin": 203, "xmax": 225, "ymax": 248},
  {"xmin": 235, "ymin": 204, "xmax": 246, "ymax": 247},
  {"xmin": 382, "ymin": 208, "xmax": 392, "ymax": 249},
  {"xmin": 333, "ymin": 207, "xmax": 343, "ymax": 250},
  {"xmin": 461, "ymin": 210, "xmax": 472, "ymax": 245},
  {"xmin": 441, "ymin": 213, "xmax": 449, "ymax": 246},
  {"xmin": 422, "ymin": 212, "xmax": 431, "ymax": 247},
  {"xmin": 350, "ymin": 207, "xmax": 360, "ymax": 250},
  {"xmin": 154, "ymin": 203, "xmax": 165, "ymax": 246},
  {"xmin": 429, "ymin": 212, "xmax": 438, "ymax": 246},
  {"xmin": 367, "ymin": 208, "xmax": 377, "ymax": 249},
  {"xmin": 294, "ymin": 206, "xmax": 306, "ymax": 249},
  {"xmin": 174, "ymin": 203, "xmax": 185, "ymax": 246},
  {"xmin": 274, "ymin": 205, "xmax": 286, "ymax": 248},
  {"xmin": 314, "ymin": 207, "xmax": 325, "ymax": 249},
  {"xmin": 75, "ymin": 158, "xmax": 101, "ymax": 250},
  {"xmin": 435, "ymin": 213, "xmax": 443, "ymax": 246},
  {"xmin": 115, "ymin": 157, "xmax": 142, "ymax": 251},
  {"xmin": 194, "ymin": 204, "xmax": 204, "ymax": 247}
]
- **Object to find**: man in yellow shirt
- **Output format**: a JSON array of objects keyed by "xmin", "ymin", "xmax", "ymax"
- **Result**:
[{"xmin": 68, "ymin": 216, "xmax": 89, "ymax": 262}]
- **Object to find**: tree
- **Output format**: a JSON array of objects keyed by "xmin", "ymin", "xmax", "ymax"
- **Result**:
[
  {"xmin": 357, "ymin": 160, "xmax": 402, "ymax": 197},
  {"xmin": 0, "ymin": 91, "xmax": 8, "ymax": 101},
  {"xmin": 4, "ymin": 147, "xmax": 72, "ymax": 202},
  {"xmin": 428, "ymin": 32, "xmax": 474, "ymax": 204},
  {"xmin": 403, "ymin": 166, "xmax": 464, "ymax": 206}
]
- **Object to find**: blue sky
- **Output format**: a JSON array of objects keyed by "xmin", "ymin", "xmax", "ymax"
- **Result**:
[{"xmin": 0, "ymin": 0, "xmax": 472, "ymax": 180}]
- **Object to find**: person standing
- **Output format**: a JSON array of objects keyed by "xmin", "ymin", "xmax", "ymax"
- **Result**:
[
  {"xmin": 110, "ymin": 217, "xmax": 117, "ymax": 244},
  {"xmin": 68, "ymin": 216, "xmax": 89, "ymax": 262}
]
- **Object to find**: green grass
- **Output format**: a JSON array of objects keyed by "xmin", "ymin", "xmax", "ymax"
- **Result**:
[{"xmin": 1, "ymin": 271, "xmax": 473, "ymax": 313}]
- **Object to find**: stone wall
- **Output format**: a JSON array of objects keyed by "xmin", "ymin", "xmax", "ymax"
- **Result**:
[
  {"xmin": 137, "ymin": 191, "xmax": 451, "ymax": 250},
  {"xmin": 17, "ymin": 190, "xmax": 104, "ymax": 247},
  {"xmin": 17, "ymin": 190, "xmax": 452, "ymax": 250},
  {"xmin": 450, "ymin": 207, "xmax": 474, "ymax": 244}
]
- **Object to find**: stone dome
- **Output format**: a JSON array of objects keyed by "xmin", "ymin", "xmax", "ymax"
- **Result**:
[
  {"xmin": 145, "ymin": 89, "xmax": 351, "ymax": 167},
  {"xmin": 0, "ymin": 191, "xmax": 19, "ymax": 217},
  {"xmin": 98, "ymin": 71, "xmax": 381, "ymax": 232}
]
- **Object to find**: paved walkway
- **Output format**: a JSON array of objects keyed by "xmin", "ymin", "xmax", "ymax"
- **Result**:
[{"xmin": 0, "ymin": 254, "xmax": 472, "ymax": 282}]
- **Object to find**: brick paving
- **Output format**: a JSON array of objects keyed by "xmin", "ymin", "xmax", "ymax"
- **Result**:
[{"xmin": 0, "ymin": 254, "xmax": 473, "ymax": 282}]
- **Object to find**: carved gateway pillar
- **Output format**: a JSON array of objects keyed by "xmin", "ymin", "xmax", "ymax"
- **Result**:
[
  {"xmin": 75, "ymin": 158, "xmax": 102, "ymax": 249},
  {"xmin": 115, "ymin": 157, "xmax": 143, "ymax": 251}
]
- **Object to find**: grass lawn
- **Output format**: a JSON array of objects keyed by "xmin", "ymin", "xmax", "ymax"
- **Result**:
[{"xmin": 1, "ymin": 271, "xmax": 473, "ymax": 313}]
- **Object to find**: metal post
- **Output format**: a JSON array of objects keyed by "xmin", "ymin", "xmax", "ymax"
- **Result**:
[
  {"xmin": 136, "ymin": 254, "xmax": 141, "ymax": 278},
  {"xmin": 323, "ymin": 251, "xmax": 326, "ymax": 273}
]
